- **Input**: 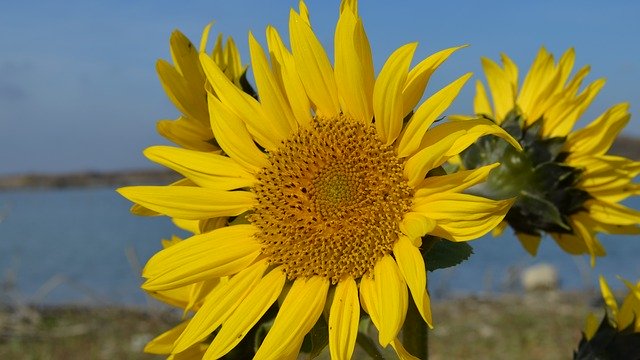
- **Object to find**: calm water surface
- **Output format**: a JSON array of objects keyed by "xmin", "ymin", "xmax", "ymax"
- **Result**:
[{"xmin": 1, "ymin": 187, "xmax": 639, "ymax": 305}]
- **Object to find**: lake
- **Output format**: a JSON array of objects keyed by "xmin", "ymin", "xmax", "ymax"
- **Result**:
[{"xmin": 1, "ymin": 187, "xmax": 639, "ymax": 306}]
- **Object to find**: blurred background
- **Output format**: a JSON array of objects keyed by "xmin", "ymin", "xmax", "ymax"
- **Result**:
[{"xmin": 0, "ymin": 0, "xmax": 639, "ymax": 337}]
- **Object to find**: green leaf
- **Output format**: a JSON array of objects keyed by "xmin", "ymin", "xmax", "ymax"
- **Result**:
[{"xmin": 424, "ymin": 238, "xmax": 474, "ymax": 272}]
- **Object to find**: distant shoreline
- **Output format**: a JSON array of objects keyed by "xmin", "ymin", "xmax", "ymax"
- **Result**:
[
  {"xmin": 0, "ymin": 135, "xmax": 637, "ymax": 191},
  {"xmin": 0, "ymin": 169, "xmax": 181, "ymax": 191}
]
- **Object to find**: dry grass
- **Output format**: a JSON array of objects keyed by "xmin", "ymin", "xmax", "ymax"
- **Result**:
[
  {"xmin": 0, "ymin": 305, "xmax": 176, "ymax": 360},
  {"xmin": 0, "ymin": 291, "xmax": 597, "ymax": 359},
  {"xmin": 429, "ymin": 291, "xmax": 594, "ymax": 360}
]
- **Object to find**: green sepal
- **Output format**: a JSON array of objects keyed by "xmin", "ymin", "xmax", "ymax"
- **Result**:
[
  {"xmin": 300, "ymin": 315, "xmax": 330, "ymax": 359},
  {"xmin": 532, "ymin": 162, "xmax": 581, "ymax": 190},
  {"xmin": 574, "ymin": 315, "xmax": 640, "ymax": 360},
  {"xmin": 508, "ymin": 191, "xmax": 571, "ymax": 233},
  {"xmin": 499, "ymin": 110, "xmax": 525, "ymax": 140},
  {"xmin": 423, "ymin": 236, "xmax": 474, "ymax": 272},
  {"xmin": 526, "ymin": 136, "xmax": 567, "ymax": 164}
]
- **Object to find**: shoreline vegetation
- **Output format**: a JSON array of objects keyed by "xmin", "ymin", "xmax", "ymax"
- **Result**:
[
  {"xmin": 0, "ymin": 291, "xmax": 598, "ymax": 359},
  {"xmin": 1, "ymin": 136, "xmax": 638, "ymax": 191}
]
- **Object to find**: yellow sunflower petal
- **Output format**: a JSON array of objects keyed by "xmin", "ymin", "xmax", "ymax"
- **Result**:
[
  {"xmin": 413, "ymin": 193, "xmax": 514, "ymax": 242},
  {"xmin": 390, "ymin": 338, "xmax": 420, "ymax": 360},
  {"xmin": 212, "ymin": 33, "xmax": 224, "ymax": 64},
  {"xmin": 414, "ymin": 162, "xmax": 500, "ymax": 198},
  {"xmin": 266, "ymin": 26, "xmax": 313, "ymax": 128},
  {"xmin": 117, "ymin": 186, "xmax": 255, "ymax": 220},
  {"xmin": 393, "ymin": 237, "xmax": 433, "ymax": 327},
  {"xmin": 173, "ymin": 218, "xmax": 201, "ymax": 234},
  {"xmin": 201, "ymin": 54, "xmax": 283, "ymax": 150},
  {"xmin": 402, "ymin": 45, "xmax": 466, "ymax": 117},
  {"xmin": 298, "ymin": 0, "xmax": 311, "ymax": 25},
  {"xmin": 289, "ymin": 9, "xmax": 340, "ymax": 117},
  {"xmin": 545, "ymin": 78, "xmax": 605, "ymax": 137},
  {"xmin": 335, "ymin": 4, "xmax": 374, "ymax": 123},
  {"xmin": 199, "ymin": 23, "xmax": 213, "ymax": 52},
  {"xmin": 157, "ymin": 60, "xmax": 207, "ymax": 122},
  {"xmin": 254, "ymin": 276, "xmax": 329, "ymax": 360},
  {"xmin": 224, "ymin": 38, "xmax": 245, "ymax": 83},
  {"xmin": 205, "ymin": 267, "xmax": 286, "ymax": 359},
  {"xmin": 208, "ymin": 95, "xmax": 270, "ymax": 172},
  {"xmin": 169, "ymin": 30, "xmax": 205, "ymax": 101},
  {"xmin": 373, "ymin": 43, "xmax": 416, "ymax": 145},
  {"xmin": 551, "ymin": 232, "xmax": 589, "ymax": 255},
  {"xmin": 515, "ymin": 232, "xmax": 542, "ymax": 256},
  {"xmin": 199, "ymin": 217, "xmax": 229, "ymax": 234},
  {"xmin": 183, "ymin": 280, "xmax": 221, "ymax": 314},
  {"xmin": 491, "ymin": 220, "xmax": 507, "ymax": 237},
  {"xmin": 473, "ymin": 80, "xmax": 493, "ymax": 118},
  {"xmin": 400, "ymin": 212, "xmax": 436, "ymax": 241},
  {"xmin": 570, "ymin": 215, "xmax": 606, "ymax": 266},
  {"xmin": 131, "ymin": 203, "xmax": 161, "ymax": 216},
  {"xmin": 142, "ymin": 225, "xmax": 261, "ymax": 291},
  {"xmin": 618, "ymin": 279, "xmax": 639, "ymax": 329},
  {"xmin": 404, "ymin": 119, "xmax": 519, "ymax": 187},
  {"xmin": 144, "ymin": 320, "xmax": 189, "ymax": 354},
  {"xmin": 599, "ymin": 275, "xmax": 619, "ymax": 316},
  {"xmin": 248, "ymin": 32, "xmax": 298, "ymax": 135},
  {"xmin": 500, "ymin": 52, "xmax": 519, "ymax": 87},
  {"xmin": 157, "ymin": 117, "xmax": 216, "ymax": 152},
  {"xmin": 481, "ymin": 56, "xmax": 515, "ymax": 120},
  {"xmin": 566, "ymin": 103, "xmax": 631, "ymax": 156},
  {"xmin": 172, "ymin": 260, "xmax": 268, "ymax": 353},
  {"xmin": 129, "ymin": 178, "xmax": 195, "ymax": 216},
  {"xmin": 419, "ymin": 119, "xmax": 522, "ymax": 155},
  {"xmin": 587, "ymin": 199, "xmax": 640, "ymax": 226},
  {"xmin": 397, "ymin": 73, "xmax": 472, "ymax": 158},
  {"xmin": 340, "ymin": 0, "xmax": 358, "ymax": 14},
  {"xmin": 144, "ymin": 146, "xmax": 256, "ymax": 190},
  {"xmin": 403, "ymin": 133, "xmax": 459, "ymax": 187},
  {"xmin": 328, "ymin": 277, "xmax": 360, "ymax": 360},
  {"xmin": 517, "ymin": 48, "xmax": 554, "ymax": 116},
  {"xmin": 584, "ymin": 312, "xmax": 600, "ymax": 341},
  {"xmin": 361, "ymin": 255, "xmax": 408, "ymax": 347},
  {"xmin": 554, "ymin": 48, "xmax": 576, "ymax": 91}
]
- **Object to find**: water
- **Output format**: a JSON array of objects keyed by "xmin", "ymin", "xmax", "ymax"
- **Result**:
[
  {"xmin": 1, "ymin": 188, "xmax": 639, "ymax": 305},
  {"xmin": 0, "ymin": 188, "xmax": 183, "ymax": 306}
]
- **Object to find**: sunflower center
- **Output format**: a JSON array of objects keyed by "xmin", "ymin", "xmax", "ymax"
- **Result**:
[{"xmin": 250, "ymin": 115, "xmax": 413, "ymax": 283}]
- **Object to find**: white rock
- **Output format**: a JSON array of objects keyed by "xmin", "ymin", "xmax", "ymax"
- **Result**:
[{"xmin": 521, "ymin": 263, "xmax": 559, "ymax": 291}]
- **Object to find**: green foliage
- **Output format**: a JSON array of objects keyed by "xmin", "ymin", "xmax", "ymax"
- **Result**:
[{"xmin": 423, "ymin": 237, "xmax": 474, "ymax": 272}]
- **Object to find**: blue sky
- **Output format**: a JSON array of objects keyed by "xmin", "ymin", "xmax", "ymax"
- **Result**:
[{"xmin": 1, "ymin": 0, "xmax": 638, "ymax": 174}]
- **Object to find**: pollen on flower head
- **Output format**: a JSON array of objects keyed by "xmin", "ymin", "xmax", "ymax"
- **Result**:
[{"xmin": 250, "ymin": 115, "xmax": 414, "ymax": 283}]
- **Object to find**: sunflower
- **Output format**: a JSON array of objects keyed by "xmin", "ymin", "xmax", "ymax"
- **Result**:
[
  {"xmin": 157, "ymin": 23, "xmax": 248, "ymax": 152},
  {"xmin": 144, "ymin": 233, "xmax": 224, "ymax": 360},
  {"xmin": 459, "ymin": 48, "xmax": 640, "ymax": 264},
  {"xmin": 119, "ymin": 1, "xmax": 518, "ymax": 358},
  {"xmin": 576, "ymin": 276, "xmax": 640, "ymax": 358},
  {"xmin": 131, "ymin": 25, "xmax": 250, "ymax": 217}
]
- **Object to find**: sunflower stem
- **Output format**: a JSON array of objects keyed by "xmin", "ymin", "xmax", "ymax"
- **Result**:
[{"xmin": 403, "ymin": 299, "xmax": 429, "ymax": 359}]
